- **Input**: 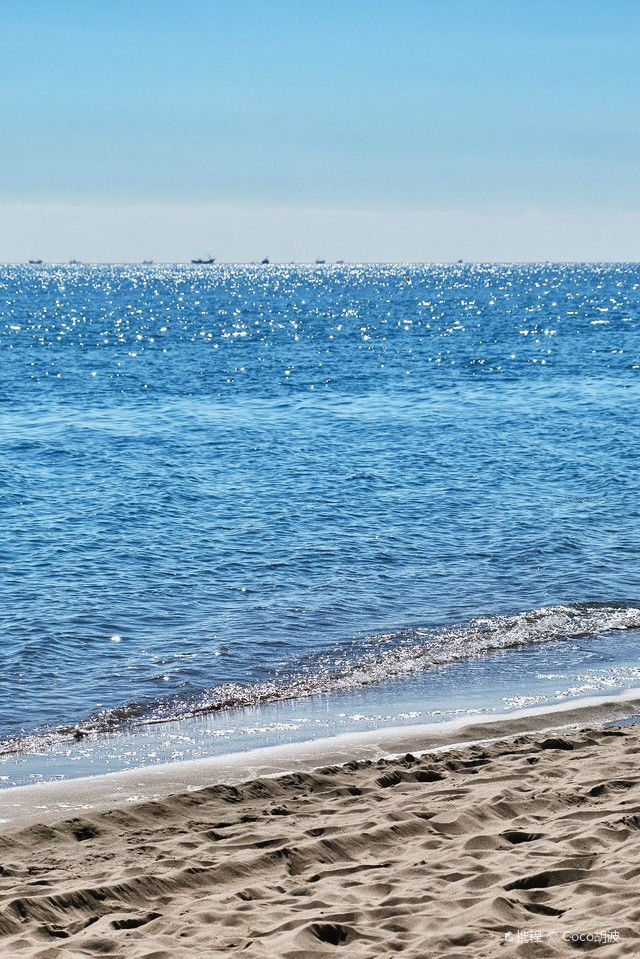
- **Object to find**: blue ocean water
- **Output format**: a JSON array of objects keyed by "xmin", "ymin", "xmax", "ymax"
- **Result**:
[{"xmin": 2, "ymin": 263, "xmax": 640, "ymax": 766}]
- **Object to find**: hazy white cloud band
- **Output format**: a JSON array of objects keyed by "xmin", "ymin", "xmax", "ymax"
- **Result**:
[{"xmin": 0, "ymin": 204, "xmax": 637, "ymax": 263}]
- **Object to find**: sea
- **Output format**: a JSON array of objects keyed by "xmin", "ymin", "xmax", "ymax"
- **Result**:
[{"xmin": 2, "ymin": 262, "xmax": 640, "ymax": 787}]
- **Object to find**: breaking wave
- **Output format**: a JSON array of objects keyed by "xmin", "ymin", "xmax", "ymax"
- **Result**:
[{"xmin": 3, "ymin": 601, "xmax": 640, "ymax": 755}]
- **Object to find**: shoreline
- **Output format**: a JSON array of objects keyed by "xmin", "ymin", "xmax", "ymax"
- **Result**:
[{"xmin": 2, "ymin": 688, "xmax": 640, "ymax": 830}]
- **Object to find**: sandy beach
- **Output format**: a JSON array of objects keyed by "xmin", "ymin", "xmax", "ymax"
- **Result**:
[{"xmin": 1, "ymin": 718, "xmax": 639, "ymax": 957}]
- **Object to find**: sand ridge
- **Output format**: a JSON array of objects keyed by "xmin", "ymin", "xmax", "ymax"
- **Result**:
[{"xmin": 1, "ymin": 724, "xmax": 639, "ymax": 957}]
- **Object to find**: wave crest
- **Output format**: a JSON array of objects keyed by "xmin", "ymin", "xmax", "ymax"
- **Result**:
[{"xmin": 3, "ymin": 602, "xmax": 640, "ymax": 755}]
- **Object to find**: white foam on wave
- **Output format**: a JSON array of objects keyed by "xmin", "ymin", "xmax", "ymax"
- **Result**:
[
  {"xmin": 3, "ymin": 601, "xmax": 640, "ymax": 757},
  {"xmin": 154, "ymin": 601, "xmax": 640, "ymax": 719}
]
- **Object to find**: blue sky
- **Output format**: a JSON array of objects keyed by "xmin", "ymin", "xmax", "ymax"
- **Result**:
[{"xmin": 0, "ymin": 1, "xmax": 638, "ymax": 260}]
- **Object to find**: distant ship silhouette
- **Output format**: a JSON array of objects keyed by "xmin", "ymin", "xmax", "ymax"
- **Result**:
[
  {"xmin": 261, "ymin": 256, "xmax": 269, "ymax": 265},
  {"xmin": 315, "ymin": 259, "xmax": 326, "ymax": 264},
  {"xmin": 191, "ymin": 257, "xmax": 215, "ymax": 265},
  {"xmin": 28, "ymin": 259, "xmax": 43, "ymax": 265}
]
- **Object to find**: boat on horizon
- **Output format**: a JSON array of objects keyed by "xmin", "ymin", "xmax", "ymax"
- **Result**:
[
  {"xmin": 28, "ymin": 259, "xmax": 43, "ymax": 265},
  {"xmin": 261, "ymin": 256, "xmax": 269, "ymax": 265},
  {"xmin": 315, "ymin": 259, "xmax": 326, "ymax": 265},
  {"xmin": 191, "ymin": 256, "xmax": 215, "ymax": 265}
]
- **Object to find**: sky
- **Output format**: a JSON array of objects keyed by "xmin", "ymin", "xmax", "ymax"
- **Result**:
[{"xmin": 0, "ymin": 0, "xmax": 638, "ymax": 261}]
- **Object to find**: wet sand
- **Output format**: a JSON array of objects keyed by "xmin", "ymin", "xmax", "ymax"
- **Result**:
[{"xmin": 1, "ymin": 718, "xmax": 640, "ymax": 957}]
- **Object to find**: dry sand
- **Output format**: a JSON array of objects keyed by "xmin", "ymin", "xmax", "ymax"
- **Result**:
[{"xmin": 1, "ymin": 722, "xmax": 639, "ymax": 957}]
